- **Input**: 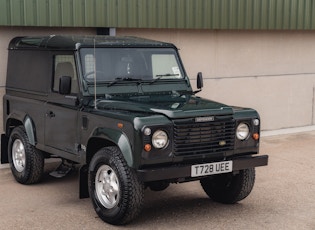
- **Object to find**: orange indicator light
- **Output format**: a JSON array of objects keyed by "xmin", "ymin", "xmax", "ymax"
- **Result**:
[
  {"xmin": 252, "ymin": 133, "xmax": 259, "ymax": 140},
  {"xmin": 117, "ymin": 123, "xmax": 124, "ymax": 128},
  {"xmin": 144, "ymin": 144, "xmax": 152, "ymax": 152}
]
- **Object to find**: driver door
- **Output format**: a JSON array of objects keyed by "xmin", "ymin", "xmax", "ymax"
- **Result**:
[{"xmin": 44, "ymin": 54, "xmax": 80, "ymax": 155}]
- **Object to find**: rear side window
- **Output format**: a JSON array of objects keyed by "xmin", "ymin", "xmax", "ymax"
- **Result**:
[
  {"xmin": 6, "ymin": 50, "xmax": 51, "ymax": 93},
  {"xmin": 53, "ymin": 55, "xmax": 78, "ymax": 94}
]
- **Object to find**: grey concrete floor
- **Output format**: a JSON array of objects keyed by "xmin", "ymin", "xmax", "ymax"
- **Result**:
[{"xmin": 0, "ymin": 131, "xmax": 314, "ymax": 230}]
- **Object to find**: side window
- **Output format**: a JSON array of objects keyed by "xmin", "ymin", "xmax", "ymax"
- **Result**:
[{"xmin": 53, "ymin": 55, "xmax": 78, "ymax": 94}]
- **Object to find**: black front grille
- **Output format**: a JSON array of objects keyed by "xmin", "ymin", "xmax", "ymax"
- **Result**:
[{"xmin": 173, "ymin": 116, "xmax": 235, "ymax": 156}]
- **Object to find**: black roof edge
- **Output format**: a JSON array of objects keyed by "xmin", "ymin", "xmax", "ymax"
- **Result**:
[{"xmin": 8, "ymin": 35, "xmax": 177, "ymax": 51}]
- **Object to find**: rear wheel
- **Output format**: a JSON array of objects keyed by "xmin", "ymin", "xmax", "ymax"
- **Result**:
[
  {"xmin": 200, "ymin": 168, "xmax": 255, "ymax": 204},
  {"xmin": 89, "ymin": 146, "xmax": 144, "ymax": 225},
  {"xmin": 8, "ymin": 126, "xmax": 44, "ymax": 184}
]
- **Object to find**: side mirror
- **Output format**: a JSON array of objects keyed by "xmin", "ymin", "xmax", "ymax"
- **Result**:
[
  {"xmin": 59, "ymin": 76, "xmax": 72, "ymax": 95},
  {"xmin": 197, "ymin": 72, "xmax": 203, "ymax": 90}
]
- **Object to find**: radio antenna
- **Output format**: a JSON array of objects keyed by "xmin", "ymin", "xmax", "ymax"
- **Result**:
[{"xmin": 93, "ymin": 38, "xmax": 97, "ymax": 109}]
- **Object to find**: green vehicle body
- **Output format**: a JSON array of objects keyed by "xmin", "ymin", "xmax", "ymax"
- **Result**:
[{"xmin": 1, "ymin": 35, "xmax": 268, "ymax": 225}]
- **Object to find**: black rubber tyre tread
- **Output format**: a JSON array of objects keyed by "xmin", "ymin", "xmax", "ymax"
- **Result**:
[
  {"xmin": 200, "ymin": 168, "xmax": 255, "ymax": 204},
  {"xmin": 88, "ymin": 146, "xmax": 144, "ymax": 225},
  {"xmin": 8, "ymin": 126, "xmax": 44, "ymax": 184}
]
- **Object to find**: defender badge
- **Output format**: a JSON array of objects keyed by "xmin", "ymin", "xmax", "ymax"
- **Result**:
[{"xmin": 195, "ymin": 116, "xmax": 214, "ymax": 122}]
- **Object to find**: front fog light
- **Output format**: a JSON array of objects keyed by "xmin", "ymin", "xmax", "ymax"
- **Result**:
[
  {"xmin": 253, "ymin": 119, "xmax": 260, "ymax": 126},
  {"xmin": 144, "ymin": 127, "xmax": 151, "ymax": 136},
  {"xmin": 236, "ymin": 123, "xmax": 250, "ymax": 140},
  {"xmin": 152, "ymin": 130, "xmax": 168, "ymax": 149}
]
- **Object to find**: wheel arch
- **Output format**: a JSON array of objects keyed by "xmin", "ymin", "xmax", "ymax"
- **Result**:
[
  {"xmin": 23, "ymin": 116, "xmax": 36, "ymax": 146},
  {"xmin": 79, "ymin": 129, "xmax": 134, "ymax": 199},
  {"xmin": 5, "ymin": 115, "xmax": 36, "ymax": 146},
  {"xmin": 86, "ymin": 128, "xmax": 134, "ymax": 168}
]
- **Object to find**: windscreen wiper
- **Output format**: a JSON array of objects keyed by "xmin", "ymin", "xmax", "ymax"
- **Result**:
[
  {"xmin": 149, "ymin": 73, "xmax": 179, "ymax": 85},
  {"xmin": 107, "ymin": 77, "xmax": 142, "ymax": 87}
]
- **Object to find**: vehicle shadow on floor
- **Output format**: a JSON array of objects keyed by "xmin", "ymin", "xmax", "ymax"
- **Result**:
[
  {"xmin": 129, "ymin": 184, "xmax": 246, "ymax": 227},
  {"xmin": 27, "ymin": 164, "xmax": 247, "ymax": 227}
]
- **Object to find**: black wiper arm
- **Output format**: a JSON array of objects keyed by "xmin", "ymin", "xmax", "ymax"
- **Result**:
[
  {"xmin": 107, "ymin": 77, "xmax": 142, "ymax": 87},
  {"xmin": 149, "ymin": 73, "xmax": 179, "ymax": 85}
]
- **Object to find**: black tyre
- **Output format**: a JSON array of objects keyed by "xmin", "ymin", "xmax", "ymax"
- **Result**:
[
  {"xmin": 8, "ymin": 126, "xmax": 44, "ymax": 184},
  {"xmin": 200, "ymin": 168, "xmax": 255, "ymax": 204},
  {"xmin": 88, "ymin": 146, "xmax": 144, "ymax": 225}
]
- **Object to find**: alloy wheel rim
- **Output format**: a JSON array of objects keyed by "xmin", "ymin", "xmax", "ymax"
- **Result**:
[
  {"xmin": 12, "ymin": 139, "xmax": 26, "ymax": 173},
  {"xmin": 95, "ymin": 165, "xmax": 120, "ymax": 209}
]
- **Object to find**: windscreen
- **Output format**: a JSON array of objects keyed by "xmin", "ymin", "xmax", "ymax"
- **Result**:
[{"xmin": 79, "ymin": 48, "xmax": 184, "ymax": 83}]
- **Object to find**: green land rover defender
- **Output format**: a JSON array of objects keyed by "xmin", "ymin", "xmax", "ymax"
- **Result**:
[{"xmin": 1, "ymin": 35, "xmax": 268, "ymax": 225}]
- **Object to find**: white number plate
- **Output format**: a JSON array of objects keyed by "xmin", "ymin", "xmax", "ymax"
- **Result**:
[{"xmin": 191, "ymin": 161, "xmax": 233, "ymax": 177}]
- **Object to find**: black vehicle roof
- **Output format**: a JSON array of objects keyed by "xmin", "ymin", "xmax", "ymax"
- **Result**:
[{"xmin": 8, "ymin": 35, "xmax": 177, "ymax": 50}]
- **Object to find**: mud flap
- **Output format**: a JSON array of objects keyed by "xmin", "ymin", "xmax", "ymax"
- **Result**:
[
  {"xmin": 1, "ymin": 134, "xmax": 9, "ymax": 164},
  {"xmin": 79, "ymin": 164, "xmax": 89, "ymax": 199}
]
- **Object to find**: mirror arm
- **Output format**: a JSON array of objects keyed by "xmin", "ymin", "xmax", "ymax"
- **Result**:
[{"xmin": 193, "ymin": 89, "xmax": 202, "ymax": 95}]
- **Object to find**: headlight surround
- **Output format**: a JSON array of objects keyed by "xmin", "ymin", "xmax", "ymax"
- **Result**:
[
  {"xmin": 236, "ymin": 123, "xmax": 250, "ymax": 140},
  {"xmin": 152, "ymin": 130, "xmax": 169, "ymax": 149}
]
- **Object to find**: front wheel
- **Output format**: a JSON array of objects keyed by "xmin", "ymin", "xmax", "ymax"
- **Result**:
[
  {"xmin": 8, "ymin": 126, "xmax": 44, "ymax": 184},
  {"xmin": 200, "ymin": 168, "xmax": 255, "ymax": 204},
  {"xmin": 88, "ymin": 147, "xmax": 144, "ymax": 225}
]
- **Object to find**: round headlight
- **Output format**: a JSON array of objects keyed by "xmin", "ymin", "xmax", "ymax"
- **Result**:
[
  {"xmin": 236, "ymin": 123, "xmax": 250, "ymax": 140},
  {"xmin": 152, "ymin": 130, "xmax": 168, "ymax": 149}
]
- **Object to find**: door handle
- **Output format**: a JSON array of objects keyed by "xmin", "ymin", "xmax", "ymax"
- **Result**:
[{"xmin": 46, "ymin": 111, "xmax": 55, "ymax": 118}]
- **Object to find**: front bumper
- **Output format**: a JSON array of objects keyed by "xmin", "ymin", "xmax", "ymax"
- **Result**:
[{"xmin": 137, "ymin": 155, "xmax": 268, "ymax": 182}]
